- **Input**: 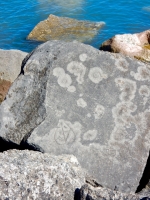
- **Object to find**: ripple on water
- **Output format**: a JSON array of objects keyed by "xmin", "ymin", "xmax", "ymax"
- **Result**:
[{"xmin": 0, "ymin": 0, "xmax": 149, "ymax": 52}]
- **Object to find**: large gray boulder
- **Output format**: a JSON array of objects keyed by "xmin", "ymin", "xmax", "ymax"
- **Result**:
[
  {"xmin": 0, "ymin": 41, "xmax": 150, "ymax": 193},
  {"xmin": 0, "ymin": 149, "xmax": 86, "ymax": 199}
]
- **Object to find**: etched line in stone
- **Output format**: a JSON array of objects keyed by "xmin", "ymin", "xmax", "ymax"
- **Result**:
[
  {"xmin": 83, "ymin": 130, "xmax": 98, "ymax": 141},
  {"xmin": 88, "ymin": 67, "xmax": 107, "ymax": 84},
  {"xmin": 54, "ymin": 121, "xmax": 75, "ymax": 145},
  {"xmin": 115, "ymin": 78, "xmax": 137, "ymax": 101},
  {"xmin": 130, "ymin": 65, "xmax": 150, "ymax": 81},
  {"xmin": 53, "ymin": 67, "xmax": 76, "ymax": 92},
  {"xmin": 115, "ymin": 57, "xmax": 129, "ymax": 72},
  {"xmin": 67, "ymin": 61, "xmax": 86, "ymax": 84}
]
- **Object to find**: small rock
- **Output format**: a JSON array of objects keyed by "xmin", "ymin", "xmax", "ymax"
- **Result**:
[
  {"xmin": 100, "ymin": 30, "xmax": 150, "ymax": 62},
  {"xmin": 0, "ymin": 49, "xmax": 27, "ymax": 103},
  {"xmin": 75, "ymin": 178, "xmax": 150, "ymax": 200}
]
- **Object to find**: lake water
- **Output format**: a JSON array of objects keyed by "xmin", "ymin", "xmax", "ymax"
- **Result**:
[{"xmin": 0, "ymin": 0, "xmax": 150, "ymax": 52}]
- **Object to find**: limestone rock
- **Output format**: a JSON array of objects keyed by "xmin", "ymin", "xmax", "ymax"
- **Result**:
[
  {"xmin": 0, "ymin": 50, "xmax": 27, "ymax": 103},
  {"xmin": 0, "ymin": 149, "xmax": 86, "ymax": 199},
  {"xmin": 27, "ymin": 14, "xmax": 105, "ymax": 43},
  {"xmin": 0, "ymin": 41, "xmax": 150, "ymax": 193},
  {"xmin": 100, "ymin": 30, "xmax": 150, "ymax": 62}
]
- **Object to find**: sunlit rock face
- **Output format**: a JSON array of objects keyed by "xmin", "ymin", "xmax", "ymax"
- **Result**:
[
  {"xmin": 100, "ymin": 30, "xmax": 150, "ymax": 63},
  {"xmin": 27, "ymin": 14, "xmax": 105, "ymax": 43},
  {"xmin": 0, "ymin": 41, "xmax": 150, "ymax": 193},
  {"xmin": 0, "ymin": 149, "xmax": 85, "ymax": 199},
  {"xmin": 0, "ymin": 50, "xmax": 27, "ymax": 103}
]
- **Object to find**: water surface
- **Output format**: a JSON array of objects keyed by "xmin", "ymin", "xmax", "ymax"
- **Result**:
[{"xmin": 0, "ymin": 0, "xmax": 150, "ymax": 52}]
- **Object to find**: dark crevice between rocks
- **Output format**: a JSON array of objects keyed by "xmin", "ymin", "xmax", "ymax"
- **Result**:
[
  {"xmin": 136, "ymin": 151, "xmax": 150, "ymax": 193},
  {"xmin": 0, "ymin": 136, "xmax": 43, "ymax": 153},
  {"xmin": 20, "ymin": 49, "xmax": 35, "ymax": 75}
]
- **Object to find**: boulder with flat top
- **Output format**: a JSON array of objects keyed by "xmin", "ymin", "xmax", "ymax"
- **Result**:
[
  {"xmin": 27, "ymin": 14, "xmax": 105, "ymax": 43},
  {"xmin": 0, "ymin": 41, "xmax": 150, "ymax": 193}
]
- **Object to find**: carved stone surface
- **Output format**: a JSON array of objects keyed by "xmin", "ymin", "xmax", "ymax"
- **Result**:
[
  {"xmin": 0, "ymin": 41, "xmax": 150, "ymax": 193},
  {"xmin": 0, "ymin": 149, "xmax": 86, "ymax": 199},
  {"xmin": 27, "ymin": 14, "xmax": 105, "ymax": 43}
]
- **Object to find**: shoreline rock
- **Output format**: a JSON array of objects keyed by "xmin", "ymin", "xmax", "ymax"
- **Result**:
[
  {"xmin": 27, "ymin": 14, "xmax": 105, "ymax": 43},
  {"xmin": 100, "ymin": 30, "xmax": 150, "ymax": 62}
]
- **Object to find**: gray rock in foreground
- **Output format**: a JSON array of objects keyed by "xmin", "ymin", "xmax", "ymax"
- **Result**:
[
  {"xmin": 75, "ymin": 178, "xmax": 150, "ymax": 200},
  {"xmin": 0, "ymin": 41, "xmax": 150, "ymax": 193},
  {"xmin": 0, "ymin": 149, "xmax": 86, "ymax": 199}
]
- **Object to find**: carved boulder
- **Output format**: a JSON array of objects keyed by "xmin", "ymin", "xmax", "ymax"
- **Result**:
[{"xmin": 0, "ymin": 41, "xmax": 150, "ymax": 193}]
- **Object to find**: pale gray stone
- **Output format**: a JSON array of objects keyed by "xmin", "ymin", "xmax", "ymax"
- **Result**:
[
  {"xmin": 0, "ymin": 49, "xmax": 27, "ymax": 82},
  {"xmin": 0, "ymin": 149, "xmax": 86, "ymax": 199},
  {"xmin": 0, "ymin": 41, "xmax": 150, "ymax": 193},
  {"xmin": 75, "ymin": 178, "xmax": 150, "ymax": 200}
]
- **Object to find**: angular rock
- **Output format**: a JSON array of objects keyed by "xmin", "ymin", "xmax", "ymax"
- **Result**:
[
  {"xmin": 0, "ymin": 149, "xmax": 86, "ymax": 199},
  {"xmin": 0, "ymin": 50, "xmax": 27, "ymax": 103},
  {"xmin": 0, "ymin": 49, "xmax": 27, "ymax": 82},
  {"xmin": 0, "ymin": 41, "xmax": 150, "ymax": 193},
  {"xmin": 75, "ymin": 178, "xmax": 150, "ymax": 200},
  {"xmin": 75, "ymin": 178, "xmax": 144, "ymax": 200},
  {"xmin": 100, "ymin": 30, "xmax": 150, "ymax": 62},
  {"xmin": 27, "ymin": 14, "xmax": 105, "ymax": 43}
]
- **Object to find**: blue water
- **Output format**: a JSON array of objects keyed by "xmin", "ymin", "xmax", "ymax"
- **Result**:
[{"xmin": 0, "ymin": 0, "xmax": 150, "ymax": 53}]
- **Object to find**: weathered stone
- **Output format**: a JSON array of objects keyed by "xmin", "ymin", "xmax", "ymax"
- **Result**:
[
  {"xmin": 0, "ymin": 49, "xmax": 27, "ymax": 103},
  {"xmin": 27, "ymin": 14, "xmax": 105, "ymax": 43},
  {"xmin": 0, "ymin": 41, "xmax": 150, "ymax": 193},
  {"xmin": 0, "ymin": 79, "xmax": 11, "ymax": 103},
  {"xmin": 0, "ymin": 149, "xmax": 86, "ymax": 199},
  {"xmin": 100, "ymin": 30, "xmax": 150, "ymax": 62},
  {"xmin": 0, "ymin": 49, "xmax": 27, "ymax": 82},
  {"xmin": 75, "ymin": 178, "xmax": 150, "ymax": 200}
]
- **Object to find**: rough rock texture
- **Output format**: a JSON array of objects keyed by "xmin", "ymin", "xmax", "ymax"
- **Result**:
[
  {"xmin": 75, "ymin": 178, "xmax": 150, "ymax": 200},
  {"xmin": 0, "ymin": 49, "xmax": 27, "ymax": 82},
  {"xmin": 100, "ymin": 30, "xmax": 150, "ymax": 62},
  {"xmin": 0, "ymin": 79, "xmax": 11, "ymax": 103},
  {"xmin": 27, "ymin": 14, "xmax": 105, "ymax": 43},
  {"xmin": 0, "ymin": 49, "xmax": 27, "ymax": 103},
  {"xmin": 0, "ymin": 41, "xmax": 150, "ymax": 193},
  {"xmin": 0, "ymin": 149, "xmax": 86, "ymax": 199}
]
